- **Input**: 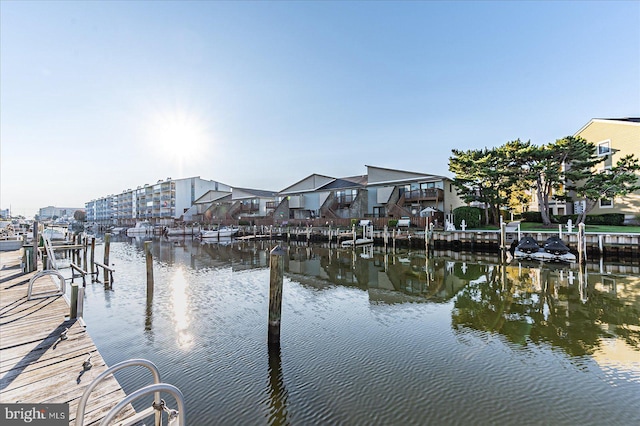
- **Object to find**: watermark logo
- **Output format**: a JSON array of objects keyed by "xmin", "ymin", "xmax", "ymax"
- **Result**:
[{"xmin": 0, "ymin": 404, "xmax": 68, "ymax": 426}]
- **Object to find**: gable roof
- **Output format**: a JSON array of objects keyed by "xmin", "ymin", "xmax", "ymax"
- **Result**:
[
  {"xmin": 575, "ymin": 118, "xmax": 640, "ymax": 135},
  {"xmin": 193, "ymin": 190, "xmax": 232, "ymax": 204},
  {"xmin": 232, "ymin": 188, "xmax": 277, "ymax": 199},
  {"xmin": 319, "ymin": 175, "xmax": 368, "ymax": 190},
  {"xmin": 279, "ymin": 174, "xmax": 336, "ymax": 194},
  {"xmin": 366, "ymin": 165, "xmax": 449, "ymax": 185}
]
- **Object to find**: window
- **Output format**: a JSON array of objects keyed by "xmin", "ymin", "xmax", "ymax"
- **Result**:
[
  {"xmin": 597, "ymin": 141, "xmax": 611, "ymax": 156},
  {"xmin": 599, "ymin": 198, "xmax": 613, "ymax": 208}
]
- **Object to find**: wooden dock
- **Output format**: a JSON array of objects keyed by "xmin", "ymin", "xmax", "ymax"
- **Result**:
[{"xmin": 0, "ymin": 249, "xmax": 133, "ymax": 425}]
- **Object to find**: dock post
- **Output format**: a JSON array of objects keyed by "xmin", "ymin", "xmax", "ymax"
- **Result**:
[
  {"xmin": 500, "ymin": 222, "xmax": 507, "ymax": 262},
  {"xmin": 145, "ymin": 241, "xmax": 154, "ymax": 298},
  {"xmin": 90, "ymin": 237, "xmax": 96, "ymax": 282},
  {"xmin": 103, "ymin": 233, "xmax": 111, "ymax": 287},
  {"xmin": 268, "ymin": 245, "xmax": 286, "ymax": 349},
  {"xmin": 32, "ymin": 221, "xmax": 39, "ymax": 271},
  {"xmin": 83, "ymin": 235, "xmax": 88, "ymax": 271},
  {"xmin": 558, "ymin": 224, "xmax": 563, "ymax": 240},
  {"xmin": 578, "ymin": 223, "xmax": 586, "ymax": 264},
  {"xmin": 70, "ymin": 283, "xmax": 82, "ymax": 319}
]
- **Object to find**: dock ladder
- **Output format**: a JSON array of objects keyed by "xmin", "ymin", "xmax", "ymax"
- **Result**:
[{"xmin": 75, "ymin": 358, "xmax": 186, "ymax": 426}]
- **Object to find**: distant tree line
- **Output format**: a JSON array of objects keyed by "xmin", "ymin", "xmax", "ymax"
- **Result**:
[{"xmin": 448, "ymin": 136, "xmax": 640, "ymax": 226}]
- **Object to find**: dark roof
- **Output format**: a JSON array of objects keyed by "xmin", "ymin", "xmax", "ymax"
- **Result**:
[
  {"xmin": 233, "ymin": 188, "xmax": 277, "ymax": 197},
  {"xmin": 601, "ymin": 117, "xmax": 640, "ymax": 123},
  {"xmin": 319, "ymin": 175, "xmax": 367, "ymax": 190}
]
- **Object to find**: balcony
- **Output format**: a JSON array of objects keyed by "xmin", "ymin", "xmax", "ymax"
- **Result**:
[
  {"xmin": 336, "ymin": 194, "xmax": 356, "ymax": 207},
  {"xmin": 240, "ymin": 203, "xmax": 260, "ymax": 212},
  {"xmin": 403, "ymin": 188, "xmax": 444, "ymax": 202}
]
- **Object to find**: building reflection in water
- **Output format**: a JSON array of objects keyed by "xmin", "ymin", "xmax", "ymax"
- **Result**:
[{"xmin": 140, "ymin": 237, "xmax": 639, "ymax": 364}]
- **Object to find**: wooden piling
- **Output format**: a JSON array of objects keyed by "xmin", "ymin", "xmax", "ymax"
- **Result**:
[
  {"xmin": 103, "ymin": 233, "xmax": 111, "ymax": 286},
  {"xmin": 31, "ymin": 221, "xmax": 38, "ymax": 271},
  {"xmin": 145, "ymin": 241, "xmax": 154, "ymax": 298},
  {"xmin": 70, "ymin": 283, "xmax": 79, "ymax": 319},
  {"xmin": 500, "ymin": 222, "xmax": 507, "ymax": 262},
  {"xmin": 90, "ymin": 237, "xmax": 96, "ymax": 282},
  {"xmin": 578, "ymin": 223, "xmax": 586, "ymax": 264},
  {"xmin": 268, "ymin": 245, "xmax": 286, "ymax": 348}
]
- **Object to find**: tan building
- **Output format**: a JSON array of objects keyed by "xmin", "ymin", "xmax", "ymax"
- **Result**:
[{"xmin": 574, "ymin": 118, "xmax": 640, "ymax": 224}]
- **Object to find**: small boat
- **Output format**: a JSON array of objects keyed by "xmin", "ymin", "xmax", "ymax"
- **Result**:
[
  {"xmin": 515, "ymin": 236, "xmax": 539, "ymax": 254},
  {"xmin": 42, "ymin": 228, "xmax": 66, "ymax": 241},
  {"xmin": 341, "ymin": 238, "xmax": 374, "ymax": 247},
  {"xmin": 199, "ymin": 227, "xmax": 239, "ymax": 239},
  {"xmin": 165, "ymin": 226, "xmax": 201, "ymax": 236},
  {"xmin": 513, "ymin": 236, "xmax": 576, "ymax": 262},
  {"xmin": 126, "ymin": 221, "xmax": 154, "ymax": 236},
  {"xmin": 110, "ymin": 227, "xmax": 127, "ymax": 234},
  {"xmin": 543, "ymin": 236, "xmax": 570, "ymax": 255},
  {"xmin": 0, "ymin": 236, "xmax": 24, "ymax": 251}
]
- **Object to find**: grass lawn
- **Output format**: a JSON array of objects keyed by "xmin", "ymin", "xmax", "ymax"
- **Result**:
[{"xmin": 477, "ymin": 222, "xmax": 640, "ymax": 234}]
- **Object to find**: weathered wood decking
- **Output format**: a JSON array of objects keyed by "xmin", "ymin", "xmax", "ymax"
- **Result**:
[{"xmin": 0, "ymin": 249, "xmax": 133, "ymax": 425}]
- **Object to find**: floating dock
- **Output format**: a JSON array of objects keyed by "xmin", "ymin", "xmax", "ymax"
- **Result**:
[{"xmin": 0, "ymin": 249, "xmax": 133, "ymax": 425}]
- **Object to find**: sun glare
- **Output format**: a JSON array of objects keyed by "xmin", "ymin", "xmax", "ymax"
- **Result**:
[{"xmin": 146, "ymin": 109, "xmax": 209, "ymax": 166}]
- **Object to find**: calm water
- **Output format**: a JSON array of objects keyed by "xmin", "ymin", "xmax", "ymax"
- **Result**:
[{"xmin": 68, "ymin": 236, "xmax": 639, "ymax": 425}]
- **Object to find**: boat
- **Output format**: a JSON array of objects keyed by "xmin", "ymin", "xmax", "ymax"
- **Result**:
[
  {"xmin": 543, "ymin": 236, "xmax": 570, "ymax": 255},
  {"xmin": 513, "ymin": 236, "xmax": 576, "ymax": 262},
  {"xmin": 341, "ymin": 238, "xmax": 374, "ymax": 247},
  {"xmin": 514, "ymin": 236, "xmax": 540, "ymax": 254},
  {"xmin": 126, "ymin": 221, "xmax": 154, "ymax": 236},
  {"xmin": 165, "ymin": 226, "xmax": 201, "ymax": 236},
  {"xmin": 42, "ymin": 228, "xmax": 66, "ymax": 241},
  {"xmin": 199, "ymin": 227, "xmax": 239, "ymax": 239},
  {"xmin": 0, "ymin": 236, "xmax": 24, "ymax": 251}
]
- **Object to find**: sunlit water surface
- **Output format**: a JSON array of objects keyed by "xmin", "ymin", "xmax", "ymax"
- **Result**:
[{"xmin": 68, "ymin": 237, "xmax": 639, "ymax": 425}]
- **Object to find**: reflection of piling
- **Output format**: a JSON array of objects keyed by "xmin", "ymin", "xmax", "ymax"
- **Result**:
[
  {"xmin": 268, "ymin": 245, "xmax": 286, "ymax": 349},
  {"xmin": 145, "ymin": 241, "xmax": 154, "ymax": 298},
  {"xmin": 267, "ymin": 345, "xmax": 289, "ymax": 424}
]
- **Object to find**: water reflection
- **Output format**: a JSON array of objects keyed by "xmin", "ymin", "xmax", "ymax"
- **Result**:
[
  {"xmin": 89, "ymin": 235, "xmax": 640, "ymax": 424},
  {"xmin": 128, "ymin": 237, "xmax": 640, "ymax": 360},
  {"xmin": 267, "ymin": 346, "xmax": 290, "ymax": 426},
  {"xmin": 170, "ymin": 267, "xmax": 193, "ymax": 350}
]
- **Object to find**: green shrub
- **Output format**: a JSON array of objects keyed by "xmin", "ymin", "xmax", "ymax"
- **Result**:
[
  {"xmin": 521, "ymin": 211, "xmax": 542, "ymax": 223},
  {"xmin": 350, "ymin": 218, "xmax": 359, "ymax": 227},
  {"xmin": 453, "ymin": 206, "xmax": 482, "ymax": 228},
  {"xmin": 585, "ymin": 214, "xmax": 625, "ymax": 226},
  {"xmin": 388, "ymin": 219, "xmax": 398, "ymax": 228}
]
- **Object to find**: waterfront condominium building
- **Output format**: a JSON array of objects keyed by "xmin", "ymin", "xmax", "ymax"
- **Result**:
[
  {"xmin": 573, "ymin": 118, "xmax": 640, "ymax": 224},
  {"xmin": 85, "ymin": 176, "xmax": 232, "ymax": 226}
]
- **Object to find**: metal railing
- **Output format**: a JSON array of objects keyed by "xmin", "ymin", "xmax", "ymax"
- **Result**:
[{"xmin": 75, "ymin": 358, "xmax": 185, "ymax": 426}]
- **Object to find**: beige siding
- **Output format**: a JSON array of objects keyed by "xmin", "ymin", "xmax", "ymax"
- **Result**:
[{"xmin": 576, "ymin": 119, "xmax": 640, "ymax": 219}]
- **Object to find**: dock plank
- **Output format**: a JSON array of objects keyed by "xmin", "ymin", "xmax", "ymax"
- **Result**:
[{"xmin": 0, "ymin": 250, "xmax": 136, "ymax": 425}]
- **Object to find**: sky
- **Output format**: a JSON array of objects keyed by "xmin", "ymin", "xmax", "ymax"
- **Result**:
[{"xmin": 1, "ymin": 1, "xmax": 639, "ymax": 218}]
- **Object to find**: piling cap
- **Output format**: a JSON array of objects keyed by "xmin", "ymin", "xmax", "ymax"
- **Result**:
[{"xmin": 270, "ymin": 245, "xmax": 287, "ymax": 256}]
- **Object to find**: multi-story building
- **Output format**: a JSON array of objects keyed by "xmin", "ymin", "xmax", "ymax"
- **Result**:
[
  {"xmin": 86, "ymin": 176, "xmax": 232, "ymax": 226},
  {"xmin": 271, "ymin": 166, "xmax": 464, "ymax": 224},
  {"xmin": 574, "ymin": 118, "xmax": 640, "ymax": 224},
  {"xmin": 38, "ymin": 206, "xmax": 85, "ymax": 221}
]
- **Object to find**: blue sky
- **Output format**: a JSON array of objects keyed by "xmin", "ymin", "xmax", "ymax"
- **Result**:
[{"xmin": 1, "ymin": 1, "xmax": 638, "ymax": 218}]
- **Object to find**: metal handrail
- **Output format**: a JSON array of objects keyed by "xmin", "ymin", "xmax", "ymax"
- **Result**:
[
  {"xmin": 100, "ymin": 383, "xmax": 186, "ymax": 426},
  {"xmin": 75, "ymin": 359, "xmax": 162, "ymax": 426},
  {"xmin": 27, "ymin": 270, "xmax": 66, "ymax": 300}
]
